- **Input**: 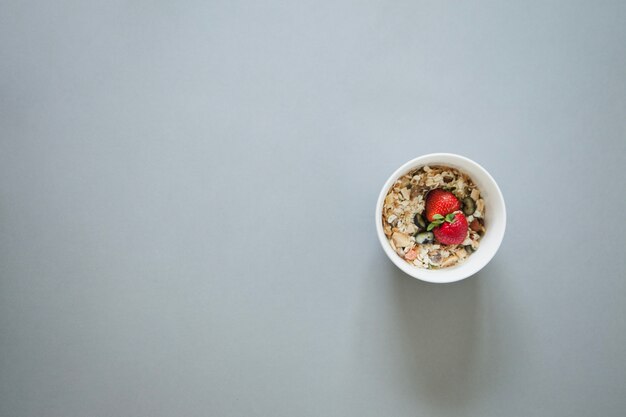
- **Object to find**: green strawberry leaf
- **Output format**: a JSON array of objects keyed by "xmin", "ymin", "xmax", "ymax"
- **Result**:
[
  {"xmin": 432, "ymin": 214, "xmax": 444, "ymax": 220},
  {"xmin": 427, "ymin": 220, "xmax": 443, "ymax": 231},
  {"xmin": 445, "ymin": 213, "xmax": 456, "ymax": 222}
]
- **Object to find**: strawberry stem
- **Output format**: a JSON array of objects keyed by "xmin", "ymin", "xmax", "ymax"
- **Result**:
[
  {"xmin": 427, "ymin": 220, "xmax": 442, "ymax": 231},
  {"xmin": 428, "ymin": 212, "xmax": 458, "ymax": 231}
]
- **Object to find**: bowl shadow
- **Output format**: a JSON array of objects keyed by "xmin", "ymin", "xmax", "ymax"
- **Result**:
[{"xmin": 388, "ymin": 262, "xmax": 483, "ymax": 409}]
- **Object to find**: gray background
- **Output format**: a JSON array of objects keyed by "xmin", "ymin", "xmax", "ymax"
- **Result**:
[{"xmin": 1, "ymin": 1, "xmax": 625, "ymax": 416}]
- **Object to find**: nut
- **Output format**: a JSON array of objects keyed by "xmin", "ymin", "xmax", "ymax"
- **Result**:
[
  {"xmin": 476, "ymin": 198, "xmax": 485, "ymax": 213},
  {"xmin": 428, "ymin": 251, "xmax": 442, "ymax": 265},
  {"xmin": 404, "ymin": 223, "xmax": 418, "ymax": 235},
  {"xmin": 441, "ymin": 255, "xmax": 459, "ymax": 268},
  {"xmin": 391, "ymin": 232, "xmax": 412, "ymax": 248}
]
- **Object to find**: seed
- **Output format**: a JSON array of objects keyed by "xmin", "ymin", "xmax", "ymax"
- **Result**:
[
  {"xmin": 415, "ymin": 232, "xmax": 434, "ymax": 244},
  {"xmin": 462, "ymin": 197, "xmax": 476, "ymax": 215},
  {"xmin": 413, "ymin": 213, "xmax": 426, "ymax": 231}
]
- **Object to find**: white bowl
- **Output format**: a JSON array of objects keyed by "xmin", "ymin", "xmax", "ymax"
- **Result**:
[{"xmin": 376, "ymin": 153, "xmax": 506, "ymax": 283}]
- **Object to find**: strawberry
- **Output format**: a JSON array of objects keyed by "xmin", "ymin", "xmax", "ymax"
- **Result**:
[
  {"xmin": 425, "ymin": 189, "xmax": 461, "ymax": 221},
  {"xmin": 432, "ymin": 212, "xmax": 468, "ymax": 245}
]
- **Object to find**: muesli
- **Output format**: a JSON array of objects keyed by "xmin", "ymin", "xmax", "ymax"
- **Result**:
[{"xmin": 382, "ymin": 165, "xmax": 486, "ymax": 269}]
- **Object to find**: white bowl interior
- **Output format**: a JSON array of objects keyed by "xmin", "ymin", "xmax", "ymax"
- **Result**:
[{"xmin": 376, "ymin": 153, "xmax": 506, "ymax": 283}]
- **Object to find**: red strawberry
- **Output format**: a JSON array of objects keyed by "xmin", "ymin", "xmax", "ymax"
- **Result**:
[
  {"xmin": 433, "ymin": 212, "xmax": 468, "ymax": 245},
  {"xmin": 425, "ymin": 189, "xmax": 461, "ymax": 221}
]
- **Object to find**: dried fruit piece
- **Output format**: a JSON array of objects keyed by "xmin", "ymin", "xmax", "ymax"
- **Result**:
[
  {"xmin": 405, "ymin": 249, "xmax": 418, "ymax": 261},
  {"xmin": 469, "ymin": 218, "xmax": 482, "ymax": 232}
]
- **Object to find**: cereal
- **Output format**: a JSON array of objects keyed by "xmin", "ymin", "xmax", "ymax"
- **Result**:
[{"xmin": 381, "ymin": 165, "xmax": 485, "ymax": 269}]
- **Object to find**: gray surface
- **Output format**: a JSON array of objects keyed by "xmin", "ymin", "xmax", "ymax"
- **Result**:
[{"xmin": 1, "ymin": 1, "xmax": 625, "ymax": 416}]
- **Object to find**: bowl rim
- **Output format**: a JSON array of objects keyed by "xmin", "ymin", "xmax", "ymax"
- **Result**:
[{"xmin": 375, "ymin": 153, "xmax": 506, "ymax": 283}]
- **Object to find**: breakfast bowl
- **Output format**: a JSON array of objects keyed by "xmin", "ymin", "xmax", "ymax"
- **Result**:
[{"xmin": 375, "ymin": 153, "xmax": 506, "ymax": 283}]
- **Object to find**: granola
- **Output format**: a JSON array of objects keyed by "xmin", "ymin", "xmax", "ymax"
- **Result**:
[{"xmin": 382, "ymin": 165, "xmax": 486, "ymax": 269}]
